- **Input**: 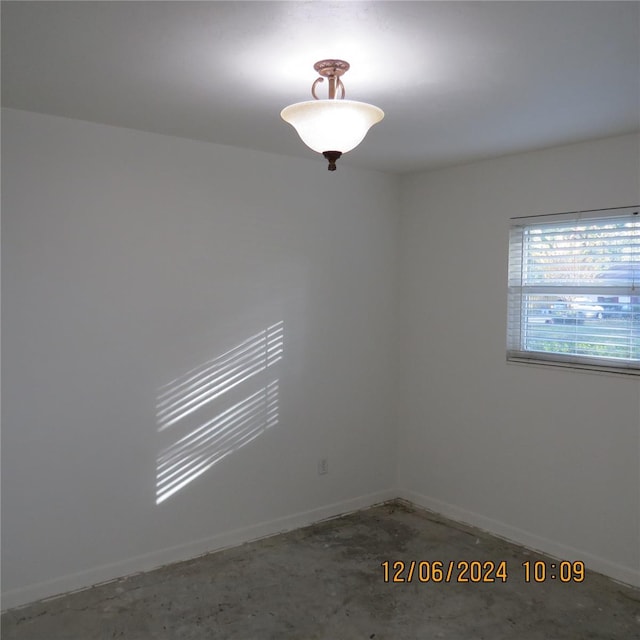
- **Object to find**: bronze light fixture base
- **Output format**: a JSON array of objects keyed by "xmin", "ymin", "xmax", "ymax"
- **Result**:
[
  {"xmin": 322, "ymin": 151, "xmax": 343, "ymax": 171},
  {"xmin": 312, "ymin": 59, "xmax": 350, "ymax": 100},
  {"xmin": 314, "ymin": 59, "xmax": 350, "ymax": 76}
]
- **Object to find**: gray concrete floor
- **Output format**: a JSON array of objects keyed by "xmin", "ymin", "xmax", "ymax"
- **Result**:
[{"xmin": 2, "ymin": 501, "xmax": 639, "ymax": 639}]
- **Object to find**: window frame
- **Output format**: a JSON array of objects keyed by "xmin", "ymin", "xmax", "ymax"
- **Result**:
[{"xmin": 507, "ymin": 205, "xmax": 640, "ymax": 376}]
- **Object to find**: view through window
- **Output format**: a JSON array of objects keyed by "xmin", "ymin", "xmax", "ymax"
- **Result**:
[{"xmin": 507, "ymin": 206, "xmax": 640, "ymax": 373}]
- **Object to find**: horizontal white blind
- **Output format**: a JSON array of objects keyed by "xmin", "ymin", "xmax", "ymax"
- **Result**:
[{"xmin": 507, "ymin": 206, "xmax": 640, "ymax": 373}]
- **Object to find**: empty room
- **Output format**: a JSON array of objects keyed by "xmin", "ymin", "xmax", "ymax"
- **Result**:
[{"xmin": 2, "ymin": 1, "xmax": 639, "ymax": 638}]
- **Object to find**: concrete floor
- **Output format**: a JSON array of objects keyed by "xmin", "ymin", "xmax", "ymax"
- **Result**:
[{"xmin": 2, "ymin": 501, "xmax": 639, "ymax": 639}]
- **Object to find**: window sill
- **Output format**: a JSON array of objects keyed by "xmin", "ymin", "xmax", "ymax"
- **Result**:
[{"xmin": 506, "ymin": 354, "xmax": 640, "ymax": 378}]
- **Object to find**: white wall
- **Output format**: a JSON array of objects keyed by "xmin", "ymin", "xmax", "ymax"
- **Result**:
[
  {"xmin": 4, "ymin": 108, "xmax": 638, "ymax": 610},
  {"xmin": 1, "ymin": 108, "xmax": 399, "ymax": 608},
  {"xmin": 398, "ymin": 133, "xmax": 640, "ymax": 587}
]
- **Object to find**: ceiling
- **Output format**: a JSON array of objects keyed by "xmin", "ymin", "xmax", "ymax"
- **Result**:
[{"xmin": 2, "ymin": 1, "xmax": 639, "ymax": 174}]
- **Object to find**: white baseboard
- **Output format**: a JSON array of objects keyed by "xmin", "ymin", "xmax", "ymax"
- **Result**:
[
  {"xmin": 2, "ymin": 488, "xmax": 397, "ymax": 611},
  {"xmin": 398, "ymin": 488, "xmax": 640, "ymax": 589}
]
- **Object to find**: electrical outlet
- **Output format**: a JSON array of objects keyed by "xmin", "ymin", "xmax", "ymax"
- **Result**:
[{"xmin": 318, "ymin": 457, "xmax": 329, "ymax": 475}]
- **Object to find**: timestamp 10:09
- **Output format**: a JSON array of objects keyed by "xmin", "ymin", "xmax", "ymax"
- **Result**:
[{"xmin": 522, "ymin": 560, "xmax": 585, "ymax": 583}]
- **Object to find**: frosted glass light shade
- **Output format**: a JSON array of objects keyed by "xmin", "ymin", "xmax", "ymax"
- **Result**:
[{"xmin": 280, "ymin": 100, "xmax": 384, "ymax": 154}]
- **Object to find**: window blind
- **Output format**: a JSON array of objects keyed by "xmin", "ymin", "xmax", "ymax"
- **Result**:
[{"xmin": 507, "ymin": 206, "xmax": 640, "ymax": 373}]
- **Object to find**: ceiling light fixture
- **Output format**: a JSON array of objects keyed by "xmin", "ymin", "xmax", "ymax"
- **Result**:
[{"xmin": 281, "ymin": 60, "xmax": 384, "ymax": 171}]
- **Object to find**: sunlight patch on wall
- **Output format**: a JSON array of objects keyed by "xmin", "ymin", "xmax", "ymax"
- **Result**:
[
  {"xmin": 156, "ymin": 322, "xmax": 283, "ymax": 431},
  {"xmin": 156, "ymin": 321, "xmax": 283, "ymax": 504}
]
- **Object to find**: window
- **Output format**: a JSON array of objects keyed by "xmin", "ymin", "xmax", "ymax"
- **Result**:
[{"xmin": 507, "ymin": 206, "xmax": 640, "ymax": 374}]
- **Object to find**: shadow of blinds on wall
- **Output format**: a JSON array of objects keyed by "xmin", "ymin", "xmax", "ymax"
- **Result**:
[{"xmin": 155, "ymin": 322, "xmax": 284, "ymax": 504}]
